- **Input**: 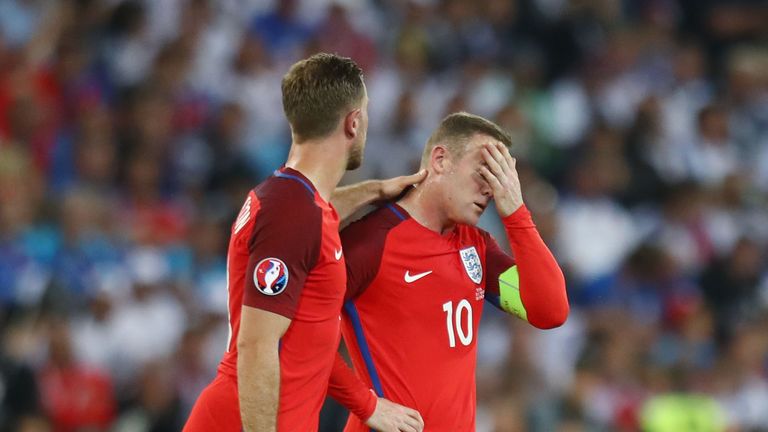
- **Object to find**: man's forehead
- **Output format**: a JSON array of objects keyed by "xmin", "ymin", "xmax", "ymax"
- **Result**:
[{"xmin": 465, "ymin": 134, "xmax": 502, "ymax": 153}]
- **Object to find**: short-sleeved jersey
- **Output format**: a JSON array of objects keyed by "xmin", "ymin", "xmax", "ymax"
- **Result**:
[
  {"xmin": 216, "ymin": 167, "xmax": 346, "ymax": 431},
  {"xmin": 339, "ymin": 204, "xmax": 514, "ymax": 432}
]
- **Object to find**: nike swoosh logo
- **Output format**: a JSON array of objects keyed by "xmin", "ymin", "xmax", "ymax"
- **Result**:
[
  {"xmin": 334, "ymin": 248, "xmax": 343, "ymax": 260},
  {"xmin": 404, "ymin": 270, "xmax": 433, "ymax": 283}
]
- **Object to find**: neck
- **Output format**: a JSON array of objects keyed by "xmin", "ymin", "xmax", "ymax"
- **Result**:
[
  {"xmin": 398, "ymin": 177, "xmax": 454, "ymax": 234},
  {"xmin": 284, "ymin": 135, "xmax": 348, "ymax": 202}
]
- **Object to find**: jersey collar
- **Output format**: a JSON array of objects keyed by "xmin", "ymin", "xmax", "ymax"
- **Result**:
[{"xmin": 274, "ymin": 166, "xmax": 318, "ymax": 196}]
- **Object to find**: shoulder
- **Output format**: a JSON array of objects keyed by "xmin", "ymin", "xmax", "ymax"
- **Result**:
[
  {"xmin": 248, "ymin": 175, "xmax": 324, "ymax": 246},
  {"xmin": 255, "ymin": 175, "xmax": 319, "ymax": 211},
  {"xmin": 341, "ymin": 204, "xmax": 406, "ymax": 245},
  {"xmin": 252, "ymin": 176, "xmax": 323, "ymax": 225},
  {"xmin": 341, "ymin": 204, "xmax": 406, "ymax": 298}
]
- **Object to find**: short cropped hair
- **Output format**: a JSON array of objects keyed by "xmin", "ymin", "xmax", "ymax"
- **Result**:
[
  {"xmin": 421, "ymin": 112, "xmax": 512, "ymax": 165},
  {"xmin": 281, "ymin": 53, "xmax": 365, "ymax": 142}
]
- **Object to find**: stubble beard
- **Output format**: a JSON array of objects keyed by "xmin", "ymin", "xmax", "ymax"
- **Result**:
[{"xmin": 346, "ymin": 138, "xmax": 364, "ymax": 170}]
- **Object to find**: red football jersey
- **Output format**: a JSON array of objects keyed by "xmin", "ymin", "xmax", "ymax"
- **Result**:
[
  {"xmin": 330, "ymin": 203, "xmax": 568, "ymax": 431},
  {"xmin": 185, "ymin": 167, "xmax": 346, "ymax": 432}
]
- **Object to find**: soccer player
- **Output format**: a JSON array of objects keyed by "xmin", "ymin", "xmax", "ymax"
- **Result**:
[
  {"xmin": 328, "ymin": 112, "xmax": 570, "ymax": 431},
  {"xmin": 184, "ymin": 54, "xmax": 425, "ymax": 432}
]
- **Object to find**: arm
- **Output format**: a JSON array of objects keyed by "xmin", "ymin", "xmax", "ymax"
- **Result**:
[
  {"xmin": 328, "ymin": 353, "xmax": 377, "ymax": 420},
  {"xmin": 489, "ymin": 206, "xmax": 569, "ymax": 328},
  {"xmin": 238, "ymin": 307, "xmax": 291, "ymax": 432},
  {"xmin": 328, "ymin": 353, "xmax": 424, "ymax": 432},
  {"xmin": 480, "ymin": 143, "xmax": 569, "ymax": 329},
  {"xmin": 332, "ymin": 171, "xmax": 426, "ymax": 221},
  {"xmin": 236, "ymin": 182, "xmax": 322, "ymax": 430}
]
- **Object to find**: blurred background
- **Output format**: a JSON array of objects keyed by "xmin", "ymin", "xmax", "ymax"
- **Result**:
[{"xmin": 0, "ymin": 0, "xmax": 767, "ymax": 431}]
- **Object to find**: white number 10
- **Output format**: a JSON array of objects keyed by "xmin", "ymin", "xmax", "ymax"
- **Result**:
[{"xmin": 442, "ymin": 300, "xmax": 473, "ymax": 347}]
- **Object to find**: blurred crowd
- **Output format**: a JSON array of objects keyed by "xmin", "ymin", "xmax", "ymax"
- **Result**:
[{"xmin": 0, "ymin": 0, "xmax": 767, "ymax": 431}]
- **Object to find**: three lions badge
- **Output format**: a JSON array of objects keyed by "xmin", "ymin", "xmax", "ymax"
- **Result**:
[{"xmin": 459, "ymin": 246, "xmax": 482, "ymax": 284}]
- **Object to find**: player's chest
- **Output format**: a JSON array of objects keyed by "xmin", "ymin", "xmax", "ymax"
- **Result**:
[
  {"xmin": 361, "ymin": 242, "xmax": 487, "ymax": 350},
  {"xmin": 372, "ymin": 241, "xmax": 488, "ymax": 307}
]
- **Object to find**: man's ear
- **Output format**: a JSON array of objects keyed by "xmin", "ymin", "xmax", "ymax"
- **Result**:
[
  {"xmin": 343, "ymin": 109, "xmax": 361, "ymax": 139},
  {"xmin": 430, "ymin": 145, "xmax": 450, "ymax": 174}
]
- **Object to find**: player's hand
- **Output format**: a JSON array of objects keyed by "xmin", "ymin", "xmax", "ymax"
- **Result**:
[
  {"xmin": 478, "ymin": 142, "xmax": 523, "ymax": 217},
  {"xmin": 365, "ymin": 397, "xmax": 424, "ymax": 432},
  {"xmin": 379, "ymin": 170, "xmax": 427, "ymax": 201}
]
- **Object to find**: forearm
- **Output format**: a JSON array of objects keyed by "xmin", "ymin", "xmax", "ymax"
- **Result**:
[
  {"xmin": 500, "ymin": 205, "xmax": 569, "ymax": 329},
  {"xmin": 238, "ymin": 344, "xmax": 280, "ymax": 432},
  {"xmin": 332, "ymin": 180, "xmax": 382, "ymax": 221},
  {"xmin": 328, "ymin": 352, "xmax": 377, "ymax": 421}
]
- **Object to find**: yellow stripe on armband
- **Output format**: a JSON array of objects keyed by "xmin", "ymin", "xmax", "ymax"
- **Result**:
[{"xmin": 498, "ymin": 266, "xmax": 527, "ymax": 321}]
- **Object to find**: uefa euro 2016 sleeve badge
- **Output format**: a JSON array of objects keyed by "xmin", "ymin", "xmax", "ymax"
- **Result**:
[
  {"xmin": 459, "ymin": 246, "xmax": 483, "ymax": 284},
  {"xmin": 254, "ymin": 258, "xmax": 289, "ymax": 295}
]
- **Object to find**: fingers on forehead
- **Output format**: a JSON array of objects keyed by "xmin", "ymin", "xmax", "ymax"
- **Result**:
[{"xmin": 480, "ymin": 139, "xmax": 506, "ymax": 148}]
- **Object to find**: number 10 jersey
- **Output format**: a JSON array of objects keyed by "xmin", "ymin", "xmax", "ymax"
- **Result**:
[{"xmin": 338, "ymin": 203, "xmax": 516, "ymax": 431}]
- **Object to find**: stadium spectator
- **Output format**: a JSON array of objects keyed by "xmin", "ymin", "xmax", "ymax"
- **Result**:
[{"xmin": 0, "ymin": 1, "xmax": 766, "ymax": 431}]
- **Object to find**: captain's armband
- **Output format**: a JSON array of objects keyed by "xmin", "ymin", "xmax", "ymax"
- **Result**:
[{"xmin": 498, "ymin": 266, "xmax": 528, "ymax": 321}]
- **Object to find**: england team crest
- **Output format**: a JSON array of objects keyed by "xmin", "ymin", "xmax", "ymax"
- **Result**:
[
  {"xmin": 254, "ymin": 258, "xmax": 289, "ymax": 296},
  {"xmin": 459, "ymin": 246, "xmax": 483, "ymax": 284}
]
